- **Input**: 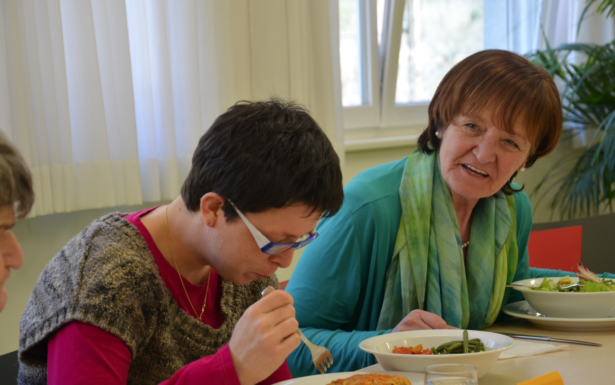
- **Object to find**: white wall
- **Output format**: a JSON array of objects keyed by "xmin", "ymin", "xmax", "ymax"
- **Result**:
[{"xmin": 0, "ymin": 140, "xmax": 577, "ymax": 354}]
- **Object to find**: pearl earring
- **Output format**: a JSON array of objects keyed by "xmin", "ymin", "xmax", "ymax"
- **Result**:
[
  {"xmin": 435, "ymin": 131, "xmax": 442, "ymax": 138},
  {"xmin": 519, "ymin": 167, "xmax": 526, "ymax": 173}
]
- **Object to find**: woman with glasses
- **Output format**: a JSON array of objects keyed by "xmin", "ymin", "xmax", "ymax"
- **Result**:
[
  {"xmin": 285, "ymin": 50, "xmax": 615, "ymax": 377},
  {"xmin": 18, "ymin": 99, "xmax": 343, "ymax": 385}
]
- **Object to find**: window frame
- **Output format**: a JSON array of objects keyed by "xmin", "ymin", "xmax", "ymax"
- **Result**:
[
  {"xmin": 379, "ymin": 0, "xmax": 429, "ymax": 128},
  {"xmin": 342, "ymin": 0, "xmax": 533, "ymax": 136},
  {"xmin": 341, "ymin": 0, "xmax": 382, "ymax": 130},
  {"xmin": 342, "ymin": 0, "xmax": 430, "ymax": 133}
]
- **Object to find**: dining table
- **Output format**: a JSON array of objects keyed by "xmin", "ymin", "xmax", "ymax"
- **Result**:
[{"xmin": 360, "ymin": 317, "xmax": 615, "ymax": 384}]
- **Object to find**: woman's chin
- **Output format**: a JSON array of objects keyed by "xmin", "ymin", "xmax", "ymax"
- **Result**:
[
  {"xmin": 449, "ymin": 175, "xmax": 505, "ymax": 200},
  {"xmin": 445, "ymin": 172, "xmax": 501, "ymax": 202},
  {"xmin": 226, "ymin": 273, "xmax": 255, "ymax": 286},
  {"xmin": 448, "ymin": 184, "xmax": 496, "ymax": 203}
]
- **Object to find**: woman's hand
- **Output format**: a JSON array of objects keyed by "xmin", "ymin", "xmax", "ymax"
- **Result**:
[
  {"xmin": 229, "ymin": 290, "xmax": 301, "ymax": 385},
  {"xmin": 392, "ymin": 309, "xmax": 458, "ymax": 333}
]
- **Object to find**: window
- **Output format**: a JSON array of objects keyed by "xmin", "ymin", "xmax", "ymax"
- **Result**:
[
  {"xmin": 394, "ymin": 0, "xmax": 483, "ymax": 105},
  {"xmin": 339, "ymin": 0, "xmax": 382, "ymax": 129},
  {"xmin": 339, "ymin": 0, "xmax": 547, "ymax": 134}
]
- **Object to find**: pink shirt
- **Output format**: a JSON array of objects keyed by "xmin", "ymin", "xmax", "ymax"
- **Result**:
[{"xmin": 47, "ymin": 207, "xmax": 292, "ymax": 384}]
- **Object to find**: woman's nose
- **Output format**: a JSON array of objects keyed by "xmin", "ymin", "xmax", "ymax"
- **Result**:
[
  {"xmin": 473, "ymin": 135, "xmax": 497, "ymax": 164},
  {"xmin": 2, "ymin": 231, "xmax": 24, "ymax": 270},
  {"xmin": 272, "ymin": 248, "xmax": 295, "ymax": 269}
]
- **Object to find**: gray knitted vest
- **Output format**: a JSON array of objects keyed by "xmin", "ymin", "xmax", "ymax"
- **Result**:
[{"xmin": 18, "ymin": 212, "xmax": 279, "ymax": 384}]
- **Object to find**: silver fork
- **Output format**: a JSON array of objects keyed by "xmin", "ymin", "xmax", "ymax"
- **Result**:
[
  {"xmin": 506, "ymin": 283, "xmax": 584, "ymax": 290},
  {"xmin": 295, "ymin": 328, "xmax": 334, "ymax": 374},
  {"xmin": 261, "ymin": 287, "xmax": 334, "ymax": 374}
]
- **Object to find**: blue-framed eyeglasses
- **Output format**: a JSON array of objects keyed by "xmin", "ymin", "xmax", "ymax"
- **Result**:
[{"xmin": 228, "ymin": 200, "xmax": 319, "ymax": 255}]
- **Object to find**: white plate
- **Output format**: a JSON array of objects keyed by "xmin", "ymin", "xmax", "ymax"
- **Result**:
[
  {"xmin": 358, "ymin": 330, "xmax": 513, "ymax": 378},
  {"xmin": 502, "ymin": 300, "xmax": 615, "ymax": 331},
  {"xmin": 274, "ymin": 371, "xmax": 424, "ymax": 385}
]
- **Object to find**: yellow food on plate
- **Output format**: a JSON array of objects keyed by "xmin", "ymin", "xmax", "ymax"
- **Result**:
[
  {"xmin": 326, "ymin": 373, "xmax": 412, "ymax": 385},
  {"xmin": 558, "ymin": 276, "xmax": 573, "ymax": 286}
]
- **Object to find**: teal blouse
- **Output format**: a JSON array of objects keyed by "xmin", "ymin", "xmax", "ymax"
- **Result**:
[{"xmin": 286, "ymin": 157, "xmax": 614, "ymax": 377}]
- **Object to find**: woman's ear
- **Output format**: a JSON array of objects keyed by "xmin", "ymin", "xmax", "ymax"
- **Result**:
[{"xmin": 200, "ymin": 192, "xmax": 225, "ymax": 227}]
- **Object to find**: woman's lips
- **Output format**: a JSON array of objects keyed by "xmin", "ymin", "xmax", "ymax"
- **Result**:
[{"xmin": 463, "ymin": 164, "xmax": 489, "ymax": 177}]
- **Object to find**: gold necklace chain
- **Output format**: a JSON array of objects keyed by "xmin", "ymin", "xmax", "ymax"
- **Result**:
[{"xmin": 164, "ymin": 205, "xmax": 211, "ymax": 321}]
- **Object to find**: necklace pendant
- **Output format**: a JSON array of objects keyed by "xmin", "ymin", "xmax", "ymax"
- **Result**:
[{"xmin": 166, "ymin": 205, "xmax": 211, "ymax": 322}]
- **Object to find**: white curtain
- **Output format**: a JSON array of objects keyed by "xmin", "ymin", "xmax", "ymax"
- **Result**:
[
  {"xmin": 0, "ymin": 0, "xmax": 142, "ymax": 217},
  {"xmin": 484, "ymin": 0, "xmax": 614, "ymax": 55},
  {"xmin": 0, "ymin": 0, "xmax": 344, "ymax": 217}
]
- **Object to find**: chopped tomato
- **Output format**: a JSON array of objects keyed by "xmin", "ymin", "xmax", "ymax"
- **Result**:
[
  {"xmin": 392, "ymin": 346, "xmax": 412, "ymax": 354},
  {"xmin": 392, "ymin": 345, "xmax": 433, "ymax": 355}
]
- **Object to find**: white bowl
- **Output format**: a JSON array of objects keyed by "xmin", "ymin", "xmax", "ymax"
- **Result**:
[
  {"xmin": 511, "ymin": 277, "xmax": 615, "ymax": 318},
  {"xmin": 359, "ymin": 329, "xmax": 514, "ymax": 378}
]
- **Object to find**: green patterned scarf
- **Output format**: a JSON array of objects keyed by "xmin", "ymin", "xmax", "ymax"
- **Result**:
[{"xmin": 377, "ymin": 150, "xmax": 519, "ymax": 330}]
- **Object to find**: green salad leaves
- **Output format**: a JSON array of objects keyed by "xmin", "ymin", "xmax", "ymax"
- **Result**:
[
  {"xmin": 531, "ymin": 263, "xmax": 615, "ymax": 292},
  {"xmin": 532, "ymin": 277, "xmax": 614, "ymax": 292}
]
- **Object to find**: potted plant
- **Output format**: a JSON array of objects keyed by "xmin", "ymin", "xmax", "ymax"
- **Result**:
[{"xmin": 528, "ymin": 0, "xmax": 615, "ymax": 219}]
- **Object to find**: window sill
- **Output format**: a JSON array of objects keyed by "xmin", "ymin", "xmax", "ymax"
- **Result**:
[{"xmin": 344, "ymin": 125, "xmax": 425, "ymax": 152}]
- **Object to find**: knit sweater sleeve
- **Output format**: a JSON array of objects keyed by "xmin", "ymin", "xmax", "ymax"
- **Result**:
[
  {"xmin": 19, "ymin": 214, "xmax": 168, "ymax": 369},
  {"xmin": 19, "ymin": 212, "xmax": 288, "ymax": 384},
  {"xmin": 47, "ymin": 321, "xmax": 291, "ymax": 385},
  {"xmin": 48, "ymin": 321, "xmax": 244, "ymax": 385}
]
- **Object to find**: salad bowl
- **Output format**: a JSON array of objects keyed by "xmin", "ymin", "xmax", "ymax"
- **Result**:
[{"xmin": 510, "ymin": 276, "xmax": 615, "ymax": 318}]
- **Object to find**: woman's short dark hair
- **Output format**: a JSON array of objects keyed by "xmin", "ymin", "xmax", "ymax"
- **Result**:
[
  {"xmin": 181, "ymin": 99, "xmax": 343, "ymax": 220},
  {"xmin": 417, "ymin": 49, "xmax": 563, "ymax": 194},
  {"xmin": 0, "ymin": 132, "xmax": 34, "ymax": 220}
]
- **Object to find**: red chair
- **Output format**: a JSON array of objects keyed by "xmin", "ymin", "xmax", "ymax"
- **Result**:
[{"xmin": 527, "ymin": 225, "xmax": 582, "ymax": 271}]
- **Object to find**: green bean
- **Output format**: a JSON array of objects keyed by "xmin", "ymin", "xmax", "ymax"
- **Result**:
[
  {"xmin": 437, "ymin": 341, "xmax": 466, "ymax": 350},
  {"xmin": 439, "ymin": 341, "xmax": 458, "ymax": 348},
  {"xmin": 433, "ymin": 334, "xmax": 486, "ymax": 355},
  {"xmin": 463, "ymin": 330, "xmax": 469, "ymax": 353},
  {"xmin": 445, "ymin": 340, "xmax": 479, "ymax": 347},
  {"xmin": 435, "ymin": 341, "xmax": 457, "ymax": 352},
  {"xmin": 445, "ymin": 342, "xmax": 463, "ymax": 353}
]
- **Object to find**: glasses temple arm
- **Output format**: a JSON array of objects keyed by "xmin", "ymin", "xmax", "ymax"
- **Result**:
[{"xmin": 229, "ymin": 202, "xmax": 271, "ymax": 248}]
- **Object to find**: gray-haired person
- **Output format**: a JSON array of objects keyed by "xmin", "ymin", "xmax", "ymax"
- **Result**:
[{"xmin": 0, "ymin": 131, "xmax": 34, "ymax": 312}]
